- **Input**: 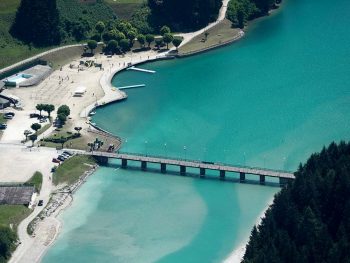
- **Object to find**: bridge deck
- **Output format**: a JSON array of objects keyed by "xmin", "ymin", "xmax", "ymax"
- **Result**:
[{"xmin": 72, "ymin": 150, "xmax": 295, "ymax": 179}]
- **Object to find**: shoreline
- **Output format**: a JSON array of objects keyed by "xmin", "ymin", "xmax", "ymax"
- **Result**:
[
  {"xmin": 27, "ymin": 163, "xmax": 99, "ymax": 263},
  {"xmin": 223, "ymin": 197, "xmax": 275, "ymax": 263},
  {"xmin": 5, "ymin": 0, "xmax": 285, "ymax": 261}
]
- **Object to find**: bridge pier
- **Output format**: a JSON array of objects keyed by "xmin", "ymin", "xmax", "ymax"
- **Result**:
[
  {"xmin": 94, "ymin": 156, "xmax": 108, "ymax": 165},
  {"xmin": 220, "ymin": 170, "xmax": 225, "ymax": 180},
  {"xmin": 240, "ymin": 172, "xmax": 246, "ymax": 183},
  {"xmin": 141, "ymin": 161, "xmax": 147, "ymax": 171},
  {"xmin": 200, "ymin": 168, "xmax": 206, "ymax": 178},
  {"xmin": 180, "ymin": 165, "xmax": 186, "ymax": 175},
  {"xmin": 161, "ymin": 163, "xmax": 166, "ymax": 173},
  {"xmin": 259, "ymin": 175, "xmax": 265, "ymax": 185},
  {"xmin": 121, "ymin": 159, "xmax": 128, "ymax": 168}
]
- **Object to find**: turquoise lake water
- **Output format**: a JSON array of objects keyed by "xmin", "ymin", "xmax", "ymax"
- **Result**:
[{"xmin": 43, "ymin": 0, "xmax": 350, "ymax": 261}]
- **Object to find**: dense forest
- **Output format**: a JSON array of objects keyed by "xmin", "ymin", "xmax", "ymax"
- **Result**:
[
  {"xmin": 0, "ymin": 226, "xmax": 17, "ymax": 263},
  {"xmin": 243, "ymin": 141, "xmax": 350, "ymax": 263},
  {"xmin": 10, "ymin": 0, "xmax": 61, "ymax": 46},
  {"xmin": 227, "ymin": 0, "xmax": 281, "ymax": 28},
  {"xmin": 148, "ymin": 0, "xmax": 222, "ymax": 32},
  {"xmin": 8, "ymin": 0, "xmax": 282, "ymax": 51},
  {"xmin": 9, "ymin": 0, "xmax": 223, "ymax": 47}
]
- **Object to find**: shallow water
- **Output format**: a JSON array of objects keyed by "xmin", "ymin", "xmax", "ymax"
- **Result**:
[{"xmin": 43, "ymin": 0, "xmax": 350, "ymax": 261}]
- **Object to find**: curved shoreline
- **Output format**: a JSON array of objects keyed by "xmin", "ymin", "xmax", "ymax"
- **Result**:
[{"xmin": 7, "ymin": 0, "xmax": 283, "ymax": 261}]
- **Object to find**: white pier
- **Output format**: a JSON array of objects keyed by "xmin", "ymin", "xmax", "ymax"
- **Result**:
[
  {"xmin": 127, "ymin": 66, "xmax": 156, "ymax": 74},
  {"xmin": 118, "ymin": 84, "xmax": 146, "ymax": 90}
]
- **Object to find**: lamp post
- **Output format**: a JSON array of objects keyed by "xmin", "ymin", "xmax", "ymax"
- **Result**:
[
  {"xmin": 125, "ymin": 138, "xmax": 128, "ymax": 152},
  {"xmin": 164, "ymin": 143, "xmax": 167, "ymax": 157},
  {"xmin": 145, "ymin": 140, "xmax": 148, "ymax": 156},
  {"xmin": 183, "ymin": 145, "xmax": 187, "ymax": 160}
]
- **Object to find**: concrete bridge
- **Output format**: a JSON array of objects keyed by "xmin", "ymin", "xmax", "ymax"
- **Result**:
[{"xmin": 71, "ymin": 150, "xmax": 295, "ymax": 186}]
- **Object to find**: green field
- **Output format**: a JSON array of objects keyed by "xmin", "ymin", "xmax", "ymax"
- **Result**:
[
  {"xmin": 178, "ymin": 19, "xmax": 241, "ymax": 55},
  {"xmin": 25, "ymin": 171, "xmax": 43, "ymax": 193},
  {"xmin": 53, "ymin": 155, "xmax": 96, "ymax": 186},
  {"xmin": 0, "ymin": 205, "xmax": 31, "ymax": 230}
]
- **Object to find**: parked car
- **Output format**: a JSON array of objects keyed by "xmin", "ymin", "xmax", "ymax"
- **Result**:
[
  {"xmin": 3, "ymin": 115, "xmax": 13, "ymax": 120},
  {"xmin": 52, "ymin": 158, "xmax": 60, "ymax": 164},
  {"xmin": 39, "ymin": 118, "xmax": 46, "ymax": 123},
  {"xmin": 30, "ymin": 113, "xmax": 39, "ymax": 118},
  {"xmin": 57, "ymin": 156, "xmax": 66, "ymax": 162},
  {"xmin": 5, "ymin": 112, "xmax": 15, "ymax": 117},
  {"xmin": 38, "ymin": 200, "xmax": 44, "ymax": 206},
  {"xmin": 0, "ymin": 123, "xmax": 7, "ymax": 129},
  {"xmin": 63, "ymin": 151, "xmax": 73, "ymax": 156},
  {"xmin": 61, "ymin": 153, "xmax": 70, "ymax": 158},
  {"xmin": 59, "ymin": 154, "xmax": 68, "ymax": 160}
]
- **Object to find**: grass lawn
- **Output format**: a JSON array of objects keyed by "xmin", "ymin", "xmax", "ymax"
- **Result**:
[
  {"xmin": 53, "ymin": 155, "xmax": 96, "ymax": 186},
  {"xmin": 0, "ymin": 205, "xmax": 31, "ymax": 230},
  {"xmin": 25, "ymin": 171, "xmax": 43, "ymax": 193},
  {"xmin": 178, "ymin": 19, "xmax": 242, "ymax": 55},
  {"xmin": 0, "ymin": 113, "xmax": 7, "ymax": 123},
  {"xmin": 0, "ymin": 113, "xmax": 8, "ymax": 139},
  {"xmin": 36, "ymin": 123, "xmax": 52, "ymax": 137},
  {"xmin": 104, "ymin": 0, "xmax": 145, "ymax": 20}
]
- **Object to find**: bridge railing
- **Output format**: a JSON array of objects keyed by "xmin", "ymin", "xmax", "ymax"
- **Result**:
[{"xmin": 116, "ymin": 151, "xmax": 294, "ymax": 174}]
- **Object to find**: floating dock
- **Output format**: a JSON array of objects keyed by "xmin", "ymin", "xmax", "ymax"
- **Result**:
[
  {"xmin": 118, "ymin": 84, "xmax": 146, "ymax": 90},
  {"xmin": 127, "ymin": 66, "xmax": 156, "ymax": 74}
]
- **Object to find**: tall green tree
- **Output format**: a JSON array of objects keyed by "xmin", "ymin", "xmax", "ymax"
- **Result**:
[
  {"xmin": 146, "ymin": 34, "xmax": 155, "ymax": 48},
  {"xmin": 107, "ymin": 40, "xmax": 119, "ymax": 54},
  {"xmin": 87, "ymin": 40, "xmax": 98, "ymax": 54},
  {"xmin": 137, "ymin": 34, "xmax": 146, "ymax": 48},
  {"xmin": 155, "ymin": 37, "xmax": 163, "ymax": 50},
  {"xmin": 160, "ymin": 25, "xmax": 171, "ymax": 36},
  {"xmin": 172, "ymin": 38, "xmax": 183, "ymax": 50},
  {"xmin": 127, "ymin": 30, "xmax": 137, "ymax": 47},
  {"xmin": 11, "ymin": 0, "xmax": 61, "ymax": 46},
  {"xmin": 119, "ymin": 39, "xmax": 130, "ymax": 53},
  {"xmin": 57, "ymin": 105, "xmax": 70, "ymax": 117},
  {"xmin": 36, "ymin": 104, "xmax": 45, "ymax": 116},
  {"xmin": 43, "ymin": 104, "xmax": 55, "ymax": 118},
  {"xmin": 95, "ymin": 21, "xmax": 105, "ymax": 37},
  {"xmin": 31, "ymin": 123, "xmax": 41, "ymax": 135},
  {"xmin": 163, "ymin": 33, "xmax": 174, "ymax": 49}
]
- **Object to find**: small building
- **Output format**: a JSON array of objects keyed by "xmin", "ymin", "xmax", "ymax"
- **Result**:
[
  {"xmin": 0, "ymin": 186, "xmax": 35, "ymax": 206},
  {"xmin": 73, "ymin": 86, "xmax": 87, "ymax": 97}
]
